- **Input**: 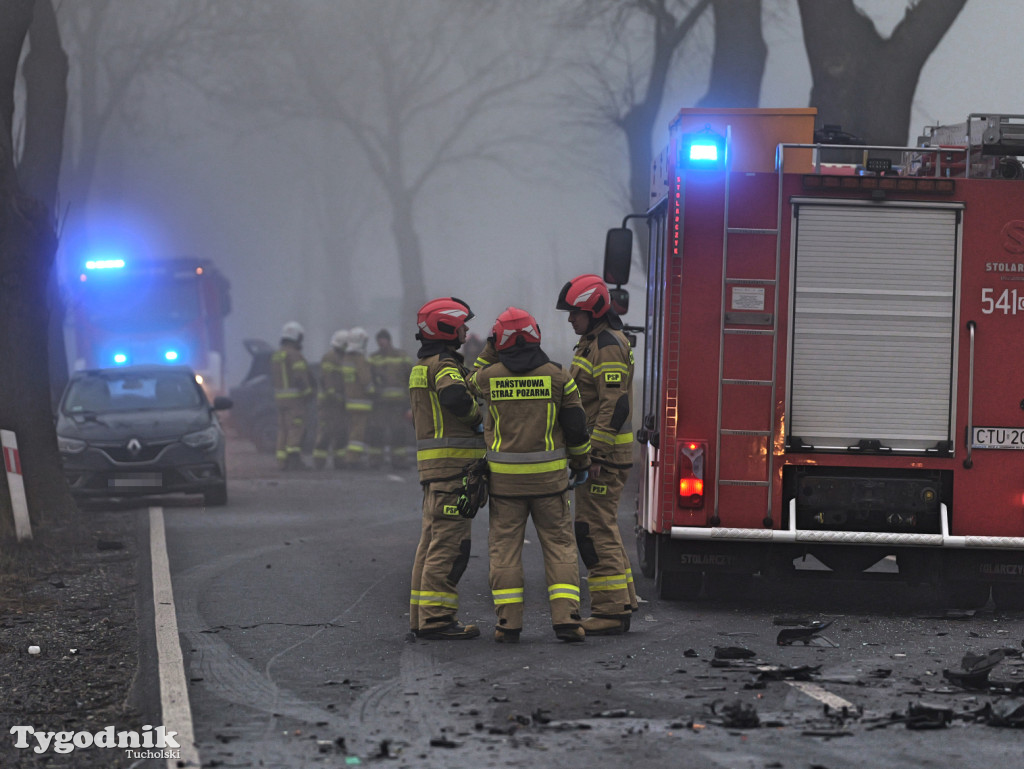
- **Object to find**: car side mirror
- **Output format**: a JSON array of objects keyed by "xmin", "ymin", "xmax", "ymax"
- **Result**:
[
  {"xmin": 604, "ymin": 228, "xmax": 632, "ymax": 285},
  {"xmin": 212, "ymin": 396, "xmax": 233, "ymax": 411}
]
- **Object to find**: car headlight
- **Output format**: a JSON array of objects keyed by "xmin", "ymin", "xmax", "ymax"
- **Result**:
[
  {"xmin": 182, "ymin": 425, "xmax": 220, "ymax": 451},
  {"xmin": 57, "ymin": 435, "xmax": 87, "ymax": 454}
]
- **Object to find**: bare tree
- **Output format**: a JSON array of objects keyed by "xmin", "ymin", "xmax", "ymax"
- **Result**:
[
  {"xmin": 1, "ymin": 0, "xmax": 75, "ymax": 544},
  {"xmin": 279, "ymin": 0, "xmax": 553, "ymax": 337},
  {"xmin": 798, "ymin": 0, "xmax": 967, "ymax": 145},
  {"xmin": 562, "ymin": 0, "xmax": 714, "ymax": 231}
]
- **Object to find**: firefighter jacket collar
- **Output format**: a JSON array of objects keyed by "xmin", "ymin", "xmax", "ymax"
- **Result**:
[
  {"xmin": 417, "ymin": 340, "xmax": 464, "ymax": 360},
  {"xmin": 581, "ymin": 317, "xmax": 620, "ymax": 343},
  {"xmin": 497, "ymin": 344, "xmax": 550, "ymax": 373}
]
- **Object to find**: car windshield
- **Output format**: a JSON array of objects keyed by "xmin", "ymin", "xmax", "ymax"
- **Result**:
[{"xmin": 64, "ymin": 371, "xmax": 202, "ymax": 413}]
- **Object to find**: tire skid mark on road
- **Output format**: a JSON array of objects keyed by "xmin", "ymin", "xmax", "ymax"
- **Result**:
[{"xmin": 175, "ymin": 546, "xmax": 348, "ymax": 731}]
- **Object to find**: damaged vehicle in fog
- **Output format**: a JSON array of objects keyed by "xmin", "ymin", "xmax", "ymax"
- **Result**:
[{"xmin": 56, "ymin": 365, "xmax": 232, "ymax": 506}]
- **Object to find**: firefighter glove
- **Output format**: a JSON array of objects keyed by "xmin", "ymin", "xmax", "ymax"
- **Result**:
[
  {"xmin": 456, "ymin": 459, "xmax": 490, "ymax": 518},
  {"xmin": 569, "ymin": 468, "xmax": 589, "ymax": 488}
]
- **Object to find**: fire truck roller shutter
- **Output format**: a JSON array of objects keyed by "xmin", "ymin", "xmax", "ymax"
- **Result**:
[{"xmin": 788, "ymin": 201, "xmax": 963, "ymax": 452}]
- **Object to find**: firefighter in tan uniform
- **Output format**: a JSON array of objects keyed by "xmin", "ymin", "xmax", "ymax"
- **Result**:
[
  {"xmin": 558, "ymin": 274, "xmax": 639, "ymax": 634},
  {"xmin": 271, "ymin": 321, "xmax": 313, "ymax": 471},
  {"xmin": 313, "ymin": 329, "xmax": 349, "ymax": 470},
  {"xmin": 471, "ymin": 307, "xmax": 592, "ymax": 644},
  {"xmin": 408, "ymin": 297, "xmax": 486, "ymax": 640},
  {"xmin": 340, "ymin": 326, "xmax": 374, "ymax": 469},
  {"xmin": 369, "ymin": 329, "xmax": 414, "ymax": 469}
]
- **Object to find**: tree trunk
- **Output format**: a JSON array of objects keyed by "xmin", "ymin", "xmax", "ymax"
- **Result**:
[
  {"xmin": 798, "ymin": 0, "xmax": 966, "ymax": 145},
  {"xmin": 21, "ymin": 0, "xmax": 69, "ymax": 409},
  {"xmin": 388, "ymin": 187, "xmax": 427, "ymax": 352},
  {"xmin": 0, "ymin": 0, "xmax": 76, "ymax": 546},
  {"xmin": 696, "ymin": 0, "xmax": 765, "ymax": 108}
]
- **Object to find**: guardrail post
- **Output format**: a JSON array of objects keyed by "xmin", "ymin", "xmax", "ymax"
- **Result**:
[{"xmin": 2, "ymin": 429, "xmax": 33, "ymax": 542}]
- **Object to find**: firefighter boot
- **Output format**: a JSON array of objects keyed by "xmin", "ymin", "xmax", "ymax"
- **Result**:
[
  {"xmin": 554, "ymin": 625, "xmax": 585, "ymax": 643},
  {"xmin": 493, "ymin": 627, "xmax": 521, "ymax": 644},
  {"xmin": 581, "ymin": 614, "xmax": 630, "ymax": 636},
  {"xmin": 417, "ymin": 620, "xmax": 480, "ymax": 641}
]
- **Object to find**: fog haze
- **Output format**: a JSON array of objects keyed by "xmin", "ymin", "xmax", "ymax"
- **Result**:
[{"xmin": 53, "ymin": 0, "xmax": 1020, "ymax": 383}]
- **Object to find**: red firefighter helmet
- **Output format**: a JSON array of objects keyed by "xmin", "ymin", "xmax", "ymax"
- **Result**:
[
  {"xmin": 416, "ymin": 297, "xmax": 474, "ymax": 341},
  {"xmin": 492, "ymin": 306, "xmax": 542, "ymax": 351},
  {"xmin": 556, "ymin": 274, "xmax": 610, "ymax": 317}
]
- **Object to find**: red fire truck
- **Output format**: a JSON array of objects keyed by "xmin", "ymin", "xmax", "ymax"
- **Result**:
[
  {"xmin": 605, "ymin": 108, "xmax": 1024, "ymax": 609},
  {"xmin": 67, "ymin": 256, "xmax": 231, "ymax": 397}
]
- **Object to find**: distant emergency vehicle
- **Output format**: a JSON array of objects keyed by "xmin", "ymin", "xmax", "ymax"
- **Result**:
[
  {"xmin": 605, "ymin": 108, "xmax": 1024, "ymax": 609},
  {"xmin": 67, "ymin": 257, "xmax": 231, "ymax": 397}
]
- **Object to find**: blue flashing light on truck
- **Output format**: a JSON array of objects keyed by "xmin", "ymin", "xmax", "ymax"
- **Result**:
[{"xmin": 67, "ymin": 257, "xmax": 231, "ymax": 397}]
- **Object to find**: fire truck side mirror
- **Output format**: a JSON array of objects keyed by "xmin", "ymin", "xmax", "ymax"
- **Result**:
[
  {"xmin": 609, "ymin": 287, "xmax": 629, "ymax": 316},
  {"xmin": 604, "ymin": 228, "xmax": 632, "ymax": 285}
]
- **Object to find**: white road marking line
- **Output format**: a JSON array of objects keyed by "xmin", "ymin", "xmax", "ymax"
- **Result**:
[
  {"xmin": 786, "ymin": 680, "xmax": 856, "ymax": 710},
  {"xmin": 150, "ymin": 507, "xmax": 201, "ymax": 768}
]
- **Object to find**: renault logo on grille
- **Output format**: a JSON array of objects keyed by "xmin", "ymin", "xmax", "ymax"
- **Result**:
[{"xmin": 126, "ymin": 438, "xmax": 142, "ymax": 457}]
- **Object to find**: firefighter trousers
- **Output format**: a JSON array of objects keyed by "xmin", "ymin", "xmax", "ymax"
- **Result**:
[
  {"xmin": 313, "ymin": 399, "xmax": 348, "ymax": 467},
  {"xmin": 410, "ymin": 479, "xmax": 473, "ymax": 633},
  {"xmin": 488, "ymin": 492, "xmax": 581, "ymax": 633},
  {"xmin": 344, "ymin": 408, "xmax": 370, "ymax": 466},
  {"xmin": 275, "ymin": 399, "xmax": 307, "ymax": 466},
  {"xmin": 574, "ymin": 463, "xmax": 638, "ymax": 617}
]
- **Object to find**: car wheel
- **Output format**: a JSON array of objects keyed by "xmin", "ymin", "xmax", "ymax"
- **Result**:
[{"xmin": 203, "ymin": 483, "xmax": 228, "ymax": 507}]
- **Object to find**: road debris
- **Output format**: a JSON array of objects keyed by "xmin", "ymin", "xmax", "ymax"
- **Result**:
[
  {"xmin": 776, "ymin": 620, "xmax": 834, "ymax": 646},
  {"xmin": 708, "ymin": 699, "xmax": 760, "ymax": 729}
]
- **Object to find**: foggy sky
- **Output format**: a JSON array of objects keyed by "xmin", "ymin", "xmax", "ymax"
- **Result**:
[{"xmin": 59, "ymin": 0, "xmax": 1017, "ymax": 384}]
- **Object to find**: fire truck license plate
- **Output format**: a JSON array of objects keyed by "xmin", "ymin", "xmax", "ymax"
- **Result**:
[{"xmin": 972, "ymin": 427, "xmax": 1024, "ymax": 450}]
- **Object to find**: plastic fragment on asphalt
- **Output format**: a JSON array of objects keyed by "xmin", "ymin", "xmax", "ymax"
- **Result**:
[
  {"xmin": 27, "ymin": 646, "xmax": 40, "ymax": 655},
  {"xmin": 776, "ymin": 620, "xmax": 834, "ymax": 646}
]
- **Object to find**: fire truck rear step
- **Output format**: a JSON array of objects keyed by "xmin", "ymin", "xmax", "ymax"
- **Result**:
[{"xmin": 670, "ymin": 501, "xmax": 1024, "ymax": 550}]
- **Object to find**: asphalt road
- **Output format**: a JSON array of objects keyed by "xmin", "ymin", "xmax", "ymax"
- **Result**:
[{"xmin": 157, "ymin": 436, "xmax": 1024, "ymax": 768}]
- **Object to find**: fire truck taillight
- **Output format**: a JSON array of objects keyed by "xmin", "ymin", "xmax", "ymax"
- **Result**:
[{"xmin": 678, "ymin": 441, "xmax": 706, "ymax": 508}]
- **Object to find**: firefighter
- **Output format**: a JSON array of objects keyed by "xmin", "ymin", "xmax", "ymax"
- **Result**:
[
  {"xmin": 471, "ymin": 307, "xmax": 592, "ymax": 644},
  {"xmin": 408, "ymin": 297, "xmax": 486, "ymax": 640},
  {"xmin": 557, "ymin": 274, "xmax": 638, "ymax": 634},
  {"xmin": 369, "ymin": 329, "xmax": 414, "ymax": 469},
  {"xmin": 271, "ymin": 321, "xmax": 313, "ymax": 471},
  {"xmin": 340, "ymin": 326, "xmax": 374, "ymax": 469},
  {"xmin": 313, "ymin": 329, "xmax": 349, "ymax": 470}
]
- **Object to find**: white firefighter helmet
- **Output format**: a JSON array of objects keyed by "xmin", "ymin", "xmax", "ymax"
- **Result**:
[
  {"xmin": 330, "ymin": 329, "xmax": 349, "ymax": 350},
  {"xmin": 348, "ymin": 326, "xmax": 368, "ymax": 351},
  {"xmin": 281, "ymin": 321, "xmax": 305, "ymax": 343}
]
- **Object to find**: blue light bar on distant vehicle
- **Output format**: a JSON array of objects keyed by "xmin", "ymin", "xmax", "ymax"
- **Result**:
[
  {"xmin": 85, "ymin": 259, "xmax": 125, "ymax": 270},
  {"xmin": 164, "ymin": 350, "xmax": 179, "ymax": 361}
]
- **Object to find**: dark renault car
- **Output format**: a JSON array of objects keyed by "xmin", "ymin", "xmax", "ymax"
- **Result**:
[{"xmin": 56, "ymin": 365, "xmax": 232, "ymax": 506}]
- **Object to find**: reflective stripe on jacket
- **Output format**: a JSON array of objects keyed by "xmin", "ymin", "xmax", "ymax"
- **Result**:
[
  {"xmin": 409, "ymin": 350, "xmax": 485, "ymax": 482},
  {"xmin": 370, "ymin": 349, "xmax": 414, "ymax": 401},
  {"xmin": 341, "ymin": 351, "xmax": 374, "ymax": 409},
  {"xmin": 318, "ymin": 347, "xmax": 346, "ymax": 403},
  {"xmin": 471, "ymin": 360, "xmax": 590, "ymax": 497},
  {"xmin": 569, "ymin": 320, "xmax": 634, "ymax": 465},
  {"xmin": 271, "ymin": 346, "xmax": 312, "ymax": 401}
]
